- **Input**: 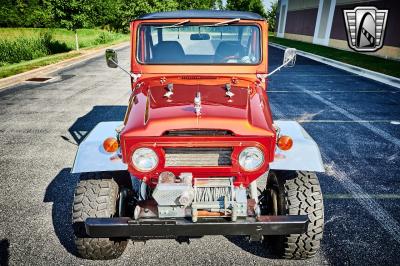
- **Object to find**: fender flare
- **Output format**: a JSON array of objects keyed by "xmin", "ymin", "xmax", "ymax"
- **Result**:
[
  {"xmin": 71, "ymin": 121, "xmax": 127, "ymax": 173},
  {"xmin": 71, "ymin": 121, "xmax": 324, "ymax": 174},
  {"xmin": 269, "ymin": 121, "xmax": 325, "ymax": 172}
]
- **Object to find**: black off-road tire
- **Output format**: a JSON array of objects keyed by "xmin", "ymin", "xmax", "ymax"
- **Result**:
[
  {"xmin": 72, "ymin": 175, "xmax": 127, "ymax": 260},
  {"xmin": 264, "ymin": 171, "xmax": 324, "ymax": 259}
]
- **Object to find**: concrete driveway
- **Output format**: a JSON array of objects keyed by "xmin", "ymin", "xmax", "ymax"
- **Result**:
[{"xmin": 0, "ymin": 45, "xmax": 399, "ymax": 265}]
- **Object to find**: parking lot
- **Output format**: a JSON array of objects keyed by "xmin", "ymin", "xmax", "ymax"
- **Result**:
[{"xmin": 0, "ymin": 45, "xmax": 399, "ymax": 265}]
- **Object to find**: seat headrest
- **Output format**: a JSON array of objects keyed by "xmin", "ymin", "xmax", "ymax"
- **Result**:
[
  {"xmin": 153, "ymin": 41, "xmax": 185, "ymax": 62},
  {"xmin": 214, "ymin": 41, "xmax": 245, "ymax": 62}
]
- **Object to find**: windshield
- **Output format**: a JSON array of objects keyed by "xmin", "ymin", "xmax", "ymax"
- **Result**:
[{"xmin": 137, "ymin": 24, "xmax": 261, "ymax": 65}]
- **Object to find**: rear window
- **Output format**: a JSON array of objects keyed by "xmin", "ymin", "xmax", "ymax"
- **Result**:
[{"xmin": 137, "ymin": 24, "xmax": 261, "ymax": 65}]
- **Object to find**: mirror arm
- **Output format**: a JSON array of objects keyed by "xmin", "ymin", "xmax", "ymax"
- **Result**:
[
  {"xmin": 110, "ymin": 59, "xmax": 141, "ymax": 82},
  {"xmin": 266, "ymin": 59, "xmax": 291, "ymax": 77},
  {"xmin": 257, "ymin": 60, "xmax": 291, "ymax": 81},
  {"xmin": 257, "ymin": 48, "xmax": 297, "ymax": 81}
]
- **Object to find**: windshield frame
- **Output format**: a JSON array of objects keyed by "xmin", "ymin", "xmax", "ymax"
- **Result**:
[{"xmin": 135, "ymin": 22, "xmax": 263, "ymax": 66}]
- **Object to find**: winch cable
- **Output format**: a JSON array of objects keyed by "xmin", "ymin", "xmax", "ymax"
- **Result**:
[{"xmin": 195, "ymin": 187, "xmax": 232, "ymax": 202}]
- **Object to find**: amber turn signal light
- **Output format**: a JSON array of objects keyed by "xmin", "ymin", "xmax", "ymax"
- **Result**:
[
  {"xmin": 277, "ymin": 135, "xmax": 293, "ymax": 151},
  {"xmin": 103, "ymin": 137, "xmax": 119, "ymax": 153}
]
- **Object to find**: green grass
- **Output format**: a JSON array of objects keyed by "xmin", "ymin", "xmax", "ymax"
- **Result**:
[
  {"xmin": 0, "ymin": 28, "xmax": 129, "ymax": 79},
  {"xmin": 269, "ymin": 35, "xmax": 400, "ymax": 78},
  {"xmin": 0, "ymin": 28, "xmax": 128, "ymax": 51},
  {"xmin": 0, "ymin": 52, "xmax": 80, "ymax": 79}
]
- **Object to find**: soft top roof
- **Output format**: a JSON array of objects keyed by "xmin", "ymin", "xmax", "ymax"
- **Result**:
[{"xmin": 138, "ymin": 10, "xmax": 264, "ymax": 20}]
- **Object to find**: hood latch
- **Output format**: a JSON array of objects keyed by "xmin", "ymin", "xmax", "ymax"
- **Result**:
[
  {"xmin": 194, "ymin": 92, "xmax": 202, "ymax": 116},
  {"xmin": 164, "ymin": 83, "xmax": 174, "ymax": 99},
  {"xmin": 225, "ymin": 83, "xmax": 234, "ymax": 98}
]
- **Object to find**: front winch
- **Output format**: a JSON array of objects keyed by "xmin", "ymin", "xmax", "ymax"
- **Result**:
[
  {"xmin": 192, "ymin": 178, "xmax": 247, "ymax": 222},
  {"xmin": 152, "ymin": 172, "xmax": 194, "ymax": 218},
  {"xmin": 151, "ymin": 173, "xmax": 247, "ymax": 222}
]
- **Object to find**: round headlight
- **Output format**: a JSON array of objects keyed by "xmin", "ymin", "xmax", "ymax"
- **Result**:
[
  {"xmin": 132, "ymin": 148, "xmax": 158, "ymax": 172},
  {"xmin": 239, "ymin": 147, "xmax": 264, "ymax": 171}
]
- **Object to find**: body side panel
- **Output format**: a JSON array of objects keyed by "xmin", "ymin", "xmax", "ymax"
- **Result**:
[
  {"xmin": 71, "ymin": 122, "xmax": 127, "ymax": 173},
  {"xmin": 270, "ymin": 120, "xmax": 325, "ymax": 172}
]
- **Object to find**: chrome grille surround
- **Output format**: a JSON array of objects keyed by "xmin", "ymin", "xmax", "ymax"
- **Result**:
[{"xmin": 164, "ymin": 147, "xmax": 232, "ymax": 167}]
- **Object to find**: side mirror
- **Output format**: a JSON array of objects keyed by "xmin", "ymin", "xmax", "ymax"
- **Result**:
[
  {"xmin": 283, "ymin": 48, "xmax": 296, "ymax": 67},
  {"xmin": 261, "ymin": 48, "xmax": 297, "ymax": 79},
  {"xmin": 104, "ymin": 49, "xmax": 141, "ymax": 81},
  {"xmin": 105, "ymin": 49, "xmax": 118, "ymax": 68}
]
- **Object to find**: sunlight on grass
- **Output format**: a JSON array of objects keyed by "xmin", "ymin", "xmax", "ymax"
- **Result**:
[
  {"xmin": 0, "ymin": 28, "xmax": 128, "ymax": 50},
  {"xmin": 0, "ymin": 28, "xmax": 129, "ymax": 79},
  {"xmin": 0, "ymin": 52, "xmax": 80, "ymax": 78}
]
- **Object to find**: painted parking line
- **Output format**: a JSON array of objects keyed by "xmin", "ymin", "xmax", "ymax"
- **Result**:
[
  {"xmin": 269, "ymin": 74, "xmax": 359, "ymax": 77},
  {"xmin": 271, "ymin": 87, "xmax": 400, "ymax": 244},
  {"xmin": 269, "ymin": 90, "xmax": 392, "ymax": 93},
  {"xmin": 269, "ymin": 43, "xmax": 400, "ymax": 89},
  {"xmin": 295, "ymin": 85, "xmax": 400, "ymax": 148},
  {"xmin": 324, "ymin": 193, "xmax": 400, "ymax": 199},
  {"xmin": 295, "ymin": 85, "xmax": 400, "ymax": 243},
  {"xmin": 324, "ymin": 158, "xmax": 400, "ymax": 244},
  {"xmin": 298, "ymin": 120, "xmax": 400, "ymax": 123}
]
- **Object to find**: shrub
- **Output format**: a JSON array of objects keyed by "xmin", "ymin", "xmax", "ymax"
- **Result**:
[
  {"xmin": 94, "ymin": 32, "xmax": 114, "ymax": 45},
  {"xmin": 41, "ymin": 31, "xmax": 70, "ymax": 54},
  {"xmin": 0, "ymin": 31, "xmax": 71, "ymax": 66},
  {"xmin": 93, "ymin": 31, "xmax": 126, "ymax": 45}
]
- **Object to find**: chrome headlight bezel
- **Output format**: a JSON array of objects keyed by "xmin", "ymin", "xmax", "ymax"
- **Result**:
[
  {"xmin": 131, "ymin": 147, "xmax": 159, "ymax": 172},
  {"xmin": 238, "ymin": 147, "xmax": 265, "ymax": 171}
]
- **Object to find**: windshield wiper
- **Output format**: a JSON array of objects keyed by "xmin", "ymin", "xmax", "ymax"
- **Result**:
[
  {"xmin": 156, "ymin": 19, "xmax": 190, "ymax": 29},
  {"xmin": 202, "ymin": 18, "xmax": 241, "ymax": 27}
]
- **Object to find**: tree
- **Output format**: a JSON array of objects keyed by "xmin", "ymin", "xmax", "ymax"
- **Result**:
[
  {"xmin": 215, "ymin": 0, "xmax": 224, "ymax": 10},
  {"xmin": 226, "ymin": 0, "xmax": 267, "ymax": 17},
  {"xmin": 248, "ymin": 0, "xmax": 267, "ymax": 18},
  {"xmin": 0, "ymin": 0, "xmax": 223, "ymax": 32},
  {"xmin": 50, "ymin": 0, "xmax": 93, "ymax": 50},
  {"xmin": 178, "ymin": 0, "xmax": 221, "ymax": 10},
  {"xmin": 266, "ymin": 0, "xmax": 278, "ymax": 32},
  {"xmin": 114, "ymin": 0, "xmax": 179, "ymax": 32},
  {"xmin": 0, "ymin": 0, "xmax": 53, "ymax": 27}
]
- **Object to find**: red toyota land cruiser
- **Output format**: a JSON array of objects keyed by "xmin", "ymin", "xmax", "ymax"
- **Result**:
[{"xmin": 71, "ymin": 10, "xmax": 325, "ymax": 260}]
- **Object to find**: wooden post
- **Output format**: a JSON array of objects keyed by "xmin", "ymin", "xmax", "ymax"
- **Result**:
[{"xmin": 75, "ymin": 30, "xmax": 79, "ymax": 51}]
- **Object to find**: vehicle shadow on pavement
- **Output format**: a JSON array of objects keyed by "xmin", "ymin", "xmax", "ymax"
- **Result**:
[
  {"xmin": 225, "ymin": 236, "xmax": 279, "ymax": 259},
  {"xmin": 67, "ymin": 105, "xmax": 127, "ymax": 144},
  {"xmin": 43, "ymin": 168, "xmax": 80, "ymax": 257},
  {"xmin": 0, "ymin": 239, "xmax": 10, "ymax": 266}
]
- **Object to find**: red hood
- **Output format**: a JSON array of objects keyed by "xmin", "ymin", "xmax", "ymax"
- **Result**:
[{"xmin": 122, "ymin": 76, "xmax": 274, "ymax": 137}]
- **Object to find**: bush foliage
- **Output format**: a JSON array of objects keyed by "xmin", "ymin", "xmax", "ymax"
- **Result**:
[
  {"xmin": 0, "ymin": 32, "xmax": 67, "ymax": 66},
  {"xmin": 0, "ymin": 29, "xmax": 127, "ymax": 66}
]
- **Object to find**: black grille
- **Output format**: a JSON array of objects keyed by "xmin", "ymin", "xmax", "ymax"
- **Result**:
[{"xmin": 164, "ymin": 148, "xmax": 232, "ymax": 167}]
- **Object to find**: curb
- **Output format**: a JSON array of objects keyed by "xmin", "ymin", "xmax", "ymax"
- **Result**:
[
  {"xmin": 0, "ymin": 41, "xmax": 130, "ymax": 90},
  {"xmin": 269, "ymin": 42, "xmax": 400, "ymax": 89}
]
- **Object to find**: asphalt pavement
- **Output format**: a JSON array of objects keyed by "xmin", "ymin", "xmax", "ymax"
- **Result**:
[{"xmin": 0, "ymin": 45, "xmax": 399, "ymax": 265}]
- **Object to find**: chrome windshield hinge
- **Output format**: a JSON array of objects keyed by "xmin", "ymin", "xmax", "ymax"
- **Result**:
[{"xmin": 131, "ymin": 73, "xmax": 141, "ymax": 82}]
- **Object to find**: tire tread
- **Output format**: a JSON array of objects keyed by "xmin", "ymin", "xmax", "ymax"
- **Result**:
[
  {"xmin": 72, "ymin": 175, "xmax": 127, "ymax": 260},
  {"xmin": 282, "ymin": 171, "xmax": 324, "ymax": 259}
]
